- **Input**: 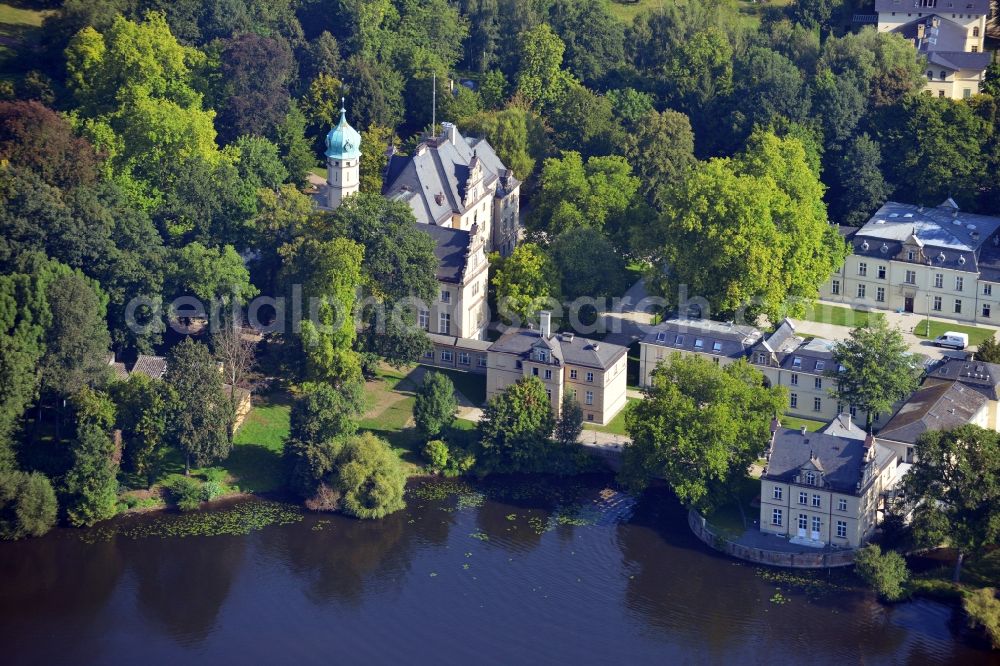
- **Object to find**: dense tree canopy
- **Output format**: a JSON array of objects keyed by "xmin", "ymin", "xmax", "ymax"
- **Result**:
[{"xmin": 478, "ymin": 376, "xmax": 555, "ymax": 473}]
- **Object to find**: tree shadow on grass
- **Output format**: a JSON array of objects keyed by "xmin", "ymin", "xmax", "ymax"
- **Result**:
[{"xmin": 223, "ymin": 443, "xmax": 284, "ymax": 494}]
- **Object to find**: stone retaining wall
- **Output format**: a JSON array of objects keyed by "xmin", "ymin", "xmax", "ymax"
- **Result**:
[{"xmin": 688, "ymin": 510, "xmax": 856, "ymax": 569}]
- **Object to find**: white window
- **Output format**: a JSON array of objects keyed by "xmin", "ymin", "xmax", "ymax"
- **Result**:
[
  {"xmin": 772, "ymin": 509, "xmax": 783, "ymax": 526},
  {"xmin": 814, "ymin": 377, "xmax": 822, "ymax": 390},
  {"xmin": 876, "ymin": 286, "xmax": 885, "ymax": 302},
  {"xmin": 934, "ymin": 273, "xmax": 943, "ymax": 288},
  {"xmin": 585, "ymin": 391, "xmax": 593, "ymax": 406},
  {"xmin": 798, "ymin": 514, "xmax": 808, "ymax": 530},
  {"xmin": 858, "ymin": 262, "xmax": 867, "ymax": 277},
  {"xmin": 586, "ymin": 372, "xmax": 594, "ymax": 382},
  {"xmin": 544, "ymin": 369, "xmax": 552, "ymax": 380},
  {"xmin": 537, "ymin": 349, "xmax": 549, "ymax": 363},
  {"xmin": 831, "ymin": 280, "xmax": 840, "ymax": 295},
  {"xmin": 439, "ymin": 312, "xmax": 451, "ymax": 334},
  {"xmin": 805, "ymin": 471, "xmax": 816, "ymax": 485},
  {"xmin": 440, "ymin": 350, "xmax": 453, "ymax": 362},
  {"xmin": 933, "ymin": 296, "xmax": 942, "ymax": 311},
  {"xmin": 570, "ymin": 369, "xmax": 577, "ymax": 380},
  {"xmin": 790, "ymin": 373, "xmax": 799, "ymax": 386},
  {"xmin": 418, "ymin": 309, "xmax": 429, "ymax": 330},
  {"xmin": 656, "ymin": 332, "xmax": 666, "ymax": 342},
  {"xmin": 792, "ymin": 356, "xmax": 802, "ymax": 368},
  {"xmin": 477, "ymin": 355, "xmax": 487, "ymax": 368},
  {"xmin": 424, "ymin": 350, "xmax": 434, "ymax": 359},
  {"xmin": 674, "ymin": 334, "xmax": 683, "ymax": 345},
  {"xmin": 773, "ymin": 486, "xmax": 783, "ymax": 500},
  {"xmin": 956, "ymin": 277, "xmax": 964, "ymax": 291},
  {"xmin": 694, "ymin": 338, "xmax": 704, "ymax": 349},
  {"xmin": 458, "ymin": 352, "xmax": 470, "ymax": 365},
  {"xmin": 838, "ymin": 498, "xmax": 848, "ymax": 512},
  {"xmin": 757, "ymin": 352, "xmax": 767, "ymax": 363},
  {"xmin": 799, "ymin": 491, "xmax": 808, "ymax": 505},
  {"xmin": 790, "ymin": 393, "xmax": 798, "ymax": 408},
  {"xmin": 907, "ymin": 249, "xmax": 916, "ymax": 261},
  {"xmin": 984, "ymin": 303, "xmax": 992, "ymax": 318},
  {"xmin": 440, "ymin": 289, "xmax": 451, "ymax": 303},
  {"xmin": 877, "ymin": 265, "xmax": 886, "ymax": 279},
  {"xmin": 712, "ymin": 341, "xmax": 722, "ymax": 352},
  {"xmin": 836, "ymin": 521, "xmax": 847, "ymax": 539},
  {"xmin": 811, "ymin": 516, "xmax": 821, "ymax": 533},
  {"xmin": 815, "ymin": 360, "xmax": 825, "ymax": 371},
  {"xmin": 905, "ymin": 270, "xmax": 916, "ymax": 285},
  {"xmin": 813, "ymin": 397, "xmax": 822, "ymax": 412},
  {"xmin": 857, "ymin": 284, "xmax": 866, "ymax": 299},
  {"xmin": 984, "ymin": 284, "xmax": 993, "ymax": 296},
  {"xmin": 955, "ymin": 299, "xmax": 963, "ymax": 314},
  {"xmin": 811, "ymin": 494, "xmax": 821, "ymax": 508}
]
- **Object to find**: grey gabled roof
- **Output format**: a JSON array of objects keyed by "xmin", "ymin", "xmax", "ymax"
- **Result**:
[
  {"xmin": 643, "ymin": 318, "xmax": 762, "ymax": 360},
  {"xmin": 420, "ymin": 224, "xmax": 471, "ymax": 284},
  {"xmin": 383, "ymin": 125, "xmax": 511, "ymax": 226},
  {"xmin": 875, "ymin": 0, "xmax": 990, "ymax": 14},
  {"xmin": 131, "ymin": 354, "xmax": 167, "ymax": 380},
  {"xmin": 925, "ymin": 357, "xmax": 1000, "ymax": 401},
  {"xmin": 489, "ymin": 328, "xmax": 627, "ymax": 370},
  {"xmin": 765, "ymin": 428, "xmax": 895, "ymax": 495},
  {"xmin": 878, "ymin": 380, "xmax": 988, "ymax": 445},
  {"xmin": 928, "ymin": 50, "xmax": 993, "ymax": 71},
  {"xmin": 779, "ymin": 337, "xmax": 837, "ymax": 374}
]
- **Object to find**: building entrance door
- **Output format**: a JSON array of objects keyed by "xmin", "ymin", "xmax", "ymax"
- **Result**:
[{"xmin": 904, "ymin": 297, "xmax": 914, "ymax": 313}]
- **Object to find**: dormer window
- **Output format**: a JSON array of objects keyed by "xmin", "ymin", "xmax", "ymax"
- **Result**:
[
  {"xmin": 815, "ymin": 360, "xmax": 825, "ymax": 371},
  {"xmin": 656, "ymin": 332, "xmax": 666, "ymax": 343},
  {"xmin": 694, "ymin": 338, "xmax": 704, "ymax": 349},
  {"xmin": 792, "ymin": 356, "xmax": 802, "ymax": 368},
  {"xmin": 440, "ymin": 290, "xmax": 451, "ymax": 303},
  {"xmin": 674, "ymin": 335, "xmax": 683, "ymax": 345},
  {"xmin": 805, "ymin": 471, "xmax": 816, "ymax": 485},
  {"xmin": 712, "ymin": 341, "xmax": 722, "ymax": 352},
  {"xmin": 537, "ymin": 349, "xmax": 549, "ymax": 363}
]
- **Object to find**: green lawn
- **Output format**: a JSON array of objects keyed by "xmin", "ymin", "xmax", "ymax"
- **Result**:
[
  {"xmin": 912, "ymin": 319, "xmax": 996, "ymax": 347},
  {"xmin": 796, "ymin": 304, "xmax": 872, "ymax": 328},
  {"xmin": 703, "ymin": 475, "xmax": 760, "ymax": 540},
  {"xmin": 584, "ymin": 397, "xmax": 637, "ymax": 436},
  {"xmin": 225, "ymin": 397, "xmax": 291, "ymax": 493},
  {"xmin": 423, "ymin": 366, "xmax": 487, "ymax": 405},
  {"xmin": 779, "ymin": 415, "xmax": 825, "ymax": 433},
  {"xmin": 0, "ymin": 3, "xmax": 51, "ymax": 69}
]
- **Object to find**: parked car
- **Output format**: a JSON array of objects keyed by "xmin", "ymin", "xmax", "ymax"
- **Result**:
[{"xmin": 933, "ymin": 332, "xmax": 969, "ymax": 350}]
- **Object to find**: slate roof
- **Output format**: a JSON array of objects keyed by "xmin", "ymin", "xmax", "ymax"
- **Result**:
[
  {"xmin": 643, "ymin": 318, "xmax": 763, "ymax": 360},
  {"xmin": 131, "ymin": 355, "xmax": 167, "ymax": 380},
  {"xmin": 928, "ymin": 50, "xmax": 993, "ymax": 71},
  {"xmin": 780, "ymin": 337, "xmax": 837, "ymax": 374},
  {"xmin": 925, "ymin": 357, "xmax": 1000, "ymax": 401},
  {"xmin": 421, "ymin": 224, "xmax": 473, "ymax": 283},
  {"xmin": 489, "ymin": 328, "xmax": 628, "ymax": 370},
  {"xmin": 851, "ymin": 201, "xmax": 1000, "ymax": 274},
  {"xmin": 875, "ymin": 0, "xmax": 990, "ymax": 14},
  {"xmin": 383, "ymin": 123, "xmax": 517, "ymax": 227},
  {"xmin": 765, "ymin": 428, "xmax": 896, "ymax": 495},
  {"xmin": 427, "ymin": 332, "xmax": 492, "ymax": 351},
  {"xmin": 878, "ymin": 380, "xmax": 988, "ymax": 444}
]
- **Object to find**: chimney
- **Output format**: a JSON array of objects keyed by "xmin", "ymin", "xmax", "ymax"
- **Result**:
[
  {"xmin": 539, "ymin": 311, "xmax": 551, "ymax": 339},
  {"xmin": 441, "ymin": 121, "xmax": 457, "ymax": 145},
  {"xmin": 561, "ymin": 332, "xmax": 574, "ymax": 343}
]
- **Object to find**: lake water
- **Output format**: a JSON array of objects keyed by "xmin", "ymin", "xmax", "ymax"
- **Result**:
[{"xmin": 0, "ymin": 476, "xmax": 991, "ymax": 664}]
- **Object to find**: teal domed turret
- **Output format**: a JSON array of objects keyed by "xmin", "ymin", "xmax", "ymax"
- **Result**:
[{"xmin": 325, "ymin": 100, "xmax": 362, "ymax": 160}]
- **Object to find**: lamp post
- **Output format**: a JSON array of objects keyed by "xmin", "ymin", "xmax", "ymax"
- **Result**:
[{"xmin": 925, "ymin": 292, "xmax": 931, "ymax": 338}]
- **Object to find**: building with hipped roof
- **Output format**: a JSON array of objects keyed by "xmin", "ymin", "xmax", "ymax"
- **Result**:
[
  {"xmin": 821, "ymin": 200, "xmax": 1000, "ymax": 324},
  {"xmin": 759, "ymin": 416, "xmax": 903, "ymax": 549},
  {"xmin": 638, "ymin": 318, "xmax": 762, "ymax": 386},
  {"xmin": 924, "ymin": 356, "xmax": 1000, "ymax": 427},
  {"xmin": 486, "ymin": 312, "xmax": 628, "ymax": 425},
  {"xmin": 875, "ymin": 0, "xmax": 992, "ymax": 99}
]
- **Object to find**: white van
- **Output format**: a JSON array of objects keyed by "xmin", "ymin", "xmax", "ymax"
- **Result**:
[{"xmin": 933, "ymin": 332, "xmax": 969, "ymax": 350}]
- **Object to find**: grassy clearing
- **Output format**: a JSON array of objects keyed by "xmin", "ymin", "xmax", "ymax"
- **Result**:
[
  {"xmin": 796, "ymin": 304, "xmax": 872, "ymax": 328},
  {"xmin": 423, "ymin": 366, "xmax": 487, "ymax": 405},
  {"xmin": 912, "ymin": 320, "xmax": 996, "ymax": 347},
  {"xmin": 225, "ymin": 396, "xmax": 291, "ymax": 493},
  {"xmin": 584, "ymin": 397, "xmax": 637, "ymax": 436},
  {"xmin": 359, "ymin": 366, "xmax": 424, "ymax": 473},
  {"xmin": 0, "ymin": 3, "xmax": 51, "ymax": 69},
  {"xmin": 703, "ymin": 475, "xmax": 759, "ymax": 540},
  {"xmin": 780, "ymin": 415, "xmax": 826, "ymax": 432}
]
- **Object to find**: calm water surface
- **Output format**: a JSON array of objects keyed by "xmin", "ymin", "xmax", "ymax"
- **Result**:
[{"xmin": 0, "ymin": 476, "xmax": 991, "ymax": 664}]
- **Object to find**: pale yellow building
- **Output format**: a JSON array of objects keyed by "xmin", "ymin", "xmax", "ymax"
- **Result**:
[
  {"xmin": 638, "ymin": 318, "xmax": 762, "ymax": 387},
  {"xmin": 821, "ymin": 201, "xmax": 1000, "ymax": 324},
  {"xmin": 486, "ymin": 313, "xmax": 628, "ymax": 425},
  {"xmin": 417, "ymin": 223, "xmax": 490, "ymax": 341},
  {"xmin": 759, "ymin": 420, "xmax": 901, "ymax": 549},
  {"xmin": 875, "ymin": 1, "xmax": 992, "ymax": 99}
]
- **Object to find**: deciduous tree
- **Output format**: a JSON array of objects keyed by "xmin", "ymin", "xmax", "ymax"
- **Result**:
[
  {"xmin": 414, "ymin": 371, "xmax": 457, "ymax": 439},
  {"xmin": 554, "ymin": 392, "xmax": 583, "ymax": 448},
  {"xmin": 830, "ymin": 316, "xmax": 919, "ymax": 428},
  {"xmin": 492, "ymin": 243, "xmax": 561, "ymax": 326},
  {"xmin": 478, "ymin": 376, "xmax": 555, "ymax": 473},
  {"xmin": 165, "ymin": 338, "xmax": 231, "ymax": 473},
  {"xmin": 333, "ymin": 432, "xmax": 406, "ymax": 519},
  {"xmin": 622, "ymin": 355, "xmax": 786, "ymax": 511}
]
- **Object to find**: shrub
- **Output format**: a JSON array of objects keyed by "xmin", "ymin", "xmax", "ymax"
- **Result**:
[
  {"xmin": 201, "ymin": 467, "xmax": 228, "ymax": 484},
  {"xmin": 165, "ymin": 475, "xmax": 204, "ymax": 512},
  {"xmin": 201, "ymin": 481, "xmax": 225, "ymax": 501},
  {"xmin": 423, "ymin": 439, "xmax": 450, "ymax": 470},
  {"xmin": 854, "ymin": 544, "xmax": 909, "ymax": 601},
  {"xmin": 333, "ymin": 432, "xmax": 406, "ymax": 519},
  {"xmin": 0, "ymin": 471, "xmax": 58, "ymax": 539},
  {"xmin": 444, "ymin": 448, "xmax": 477, "ymax": 477},
  {"xmin": 964, "ymin": 587, "xmax": 1000, "ymax": 649},
  {"xmin": 414, "ymin": 372, "xmax": 457, "ymax": 439}
]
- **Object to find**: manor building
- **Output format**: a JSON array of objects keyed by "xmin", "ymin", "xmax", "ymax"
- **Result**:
[
  {"xmin": 820, "ymin": 200, "xmax": 1000, "ymax": 324},
  {"xmin": 875, "ymin": 0, "xmax": 993, "ymax": 99}
]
